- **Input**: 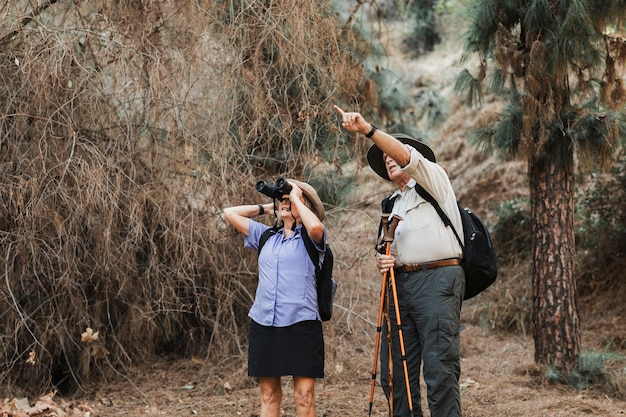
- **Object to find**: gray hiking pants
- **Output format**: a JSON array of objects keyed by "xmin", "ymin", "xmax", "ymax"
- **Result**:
[{"xmin": 380, "ymin": 265, "xmax": 464, "ymax": 417}]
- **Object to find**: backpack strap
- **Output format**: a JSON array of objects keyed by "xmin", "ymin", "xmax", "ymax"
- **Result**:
[
  {"xmin": 258, "ymin": 226, "xmax": 280, "ymax": 253},
  {"xmin": 413, "ymin": 184, "xmax": 464, "ymax": 249},
  {"xmin": 381, "ymin": 194, "xmax": 398, "ymax": 214},
  {"xmin": 300, "ymin": 226, "xmax": 321, "ymax": 273}
]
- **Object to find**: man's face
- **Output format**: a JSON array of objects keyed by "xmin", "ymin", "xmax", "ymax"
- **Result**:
[{"xmin": 384, "ymin": 154, "xmax": 409, "ymax": 183}]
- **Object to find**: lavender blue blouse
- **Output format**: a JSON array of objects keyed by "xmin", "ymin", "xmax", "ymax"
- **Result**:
[{"xmin": 244, "ymin": 220, "xmax": 326, "ymax": 327}]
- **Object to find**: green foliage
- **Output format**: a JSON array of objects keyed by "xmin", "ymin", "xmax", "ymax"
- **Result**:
[
  {"xmin": 489, "ymin": 67, "xmax": 506, "ymax": 96},
  {"xmin": 547, "ymin": 350, "xmax": 625, "ymax": 393},
  {"xmin": 554, "ymin": 2, "xmax": 603, "ymax": 74},
  {"xmin": 460, "ymin": 0, "xmax": 498, "ymax": 60},
  {"xmin": 415, "ymin": 90, "xmax": 448, "ymax": 128},
  {"xmin": 402, "ymin": 0, "xmax": 443, "ymax": 57},
  {"xmin": 576, "ymin": 155, "xmax": 626, "ymax": 254},
  {"xmin": 491, "ymin": 197, "xmax": 531, "ymax": 261},
  {"xmin": 467, "ymin": 99, "xmax": 523, "ymax": 157},
  {"xmin": 523, "ymin": 0, "xmax": 552, "ymax": 32},
  {"xmin": 369, "ymin": 67, "xmax": 413, "ymax": 118},
  {"xmin": 457, "ymin": 0, "xmax": 626, "ymax": 165},
  {"xmin": 369, "ymin": 0, "xmax": 443, "ymax": 58},
  {"xmin": 454, "ymin": 68, "xmax": 483, "ymax": 107},
  {"xmin": 306, "ymin": 171, "xmax": 353, "ymax": 209}
]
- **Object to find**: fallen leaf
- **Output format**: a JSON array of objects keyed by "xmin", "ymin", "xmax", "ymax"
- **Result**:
[
  {"xmin": 460, "ymin": 378, "xmax": 478, "ymax": 389},
  {"xmin": 81, "ymin": 328, "xmax": 99, "ymax": 343}
]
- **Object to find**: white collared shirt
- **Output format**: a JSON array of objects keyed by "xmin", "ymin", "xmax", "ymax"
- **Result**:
[{"xmin": 385, "ymin": 147, "xmax": 463, "ymax": 265}]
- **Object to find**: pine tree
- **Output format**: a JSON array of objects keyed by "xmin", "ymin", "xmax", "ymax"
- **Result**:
[{"xmin": 456, "ymin": 0, "xmax": 626, "ymax": 374}]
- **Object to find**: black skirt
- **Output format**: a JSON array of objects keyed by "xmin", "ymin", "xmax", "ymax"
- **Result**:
[{"xmin": 248, "ymin": 319, "xmax": 324, "ymax": 378}]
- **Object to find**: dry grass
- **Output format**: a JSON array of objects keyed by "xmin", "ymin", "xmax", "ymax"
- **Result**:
[{"xmin": 0, "ymin": 0, "xmax": 366, "ymax": 396}]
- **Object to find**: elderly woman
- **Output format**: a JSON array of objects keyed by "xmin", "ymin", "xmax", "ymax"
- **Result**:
[{"xmin": 223, "ymin": 179, "xmax": 327, "ymax": 417}]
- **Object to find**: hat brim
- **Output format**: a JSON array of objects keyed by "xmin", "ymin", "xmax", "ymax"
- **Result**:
[
  {"xmin": 287, "ymin": 179, "xmax": 325, "ymax": 222},
  {"xmin": 366, "ymin": 133, "xmax": 436, "ymax": 181}
]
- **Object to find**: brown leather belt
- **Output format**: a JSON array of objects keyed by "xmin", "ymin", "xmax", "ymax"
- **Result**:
[{"xmin": 396, "ymin": 258, "xmax": 462, "ymax": 273}]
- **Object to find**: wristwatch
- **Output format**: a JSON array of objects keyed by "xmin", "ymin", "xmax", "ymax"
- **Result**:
[{"xmin": 365, "ymin": 123, "xmax": 378, "ymax": 138}]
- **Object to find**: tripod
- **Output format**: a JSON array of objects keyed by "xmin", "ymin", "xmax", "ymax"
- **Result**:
[{"xmin": 368, "ymin": 214, "xmax": 414, "ymax": 417}]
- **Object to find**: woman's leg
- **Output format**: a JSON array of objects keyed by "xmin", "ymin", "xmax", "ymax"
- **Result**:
[
  {"xmin": 293, "ymin": 376, "xmax": 316, "ymax": 417},
  {"xmin": 259, "ymin": 377, "xmax": 282, "ymax": 417}
]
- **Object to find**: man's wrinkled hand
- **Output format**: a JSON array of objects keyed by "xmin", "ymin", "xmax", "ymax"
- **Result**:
[
  {"xmin": 376, "ymin": 253, "xmax": 396, "ymax": 274},
  {"xmin": 333, "ymin": 105, "xmax": 370, "ymax": 135}
]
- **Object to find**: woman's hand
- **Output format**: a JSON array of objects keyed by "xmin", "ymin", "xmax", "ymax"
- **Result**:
[
  {"xmin": 287, "ymin": 180, "xmax": 325, "ymax": 244},
  {"xmin": 288, "ymin": 181, "xmax": 303, "ymax": 203}
]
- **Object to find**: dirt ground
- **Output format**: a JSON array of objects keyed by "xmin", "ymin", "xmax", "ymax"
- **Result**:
[{"xmin": 54, "ymin": 307, "xmax": 626, "ymax": 417}]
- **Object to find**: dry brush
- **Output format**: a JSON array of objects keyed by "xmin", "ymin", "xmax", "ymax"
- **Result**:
[{"xmin": 0, "ymin": 0, "xmax": 366, "ymax": 395}]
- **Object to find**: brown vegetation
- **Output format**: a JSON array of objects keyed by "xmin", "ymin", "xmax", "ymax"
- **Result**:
[{"xmin": 0, "ymin": 0, "xmax": 363, "ymax": 396}]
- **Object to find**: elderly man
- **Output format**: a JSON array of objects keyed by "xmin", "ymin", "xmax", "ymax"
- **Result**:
[{"xmin": 335, "ymin": 105, "xmax": 464, "ymax": 417}]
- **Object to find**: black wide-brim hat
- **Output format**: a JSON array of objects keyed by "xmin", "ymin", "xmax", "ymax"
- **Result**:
[{"xmin": 366, "ymin": 133, "xmax": 436, "ymax": 181}]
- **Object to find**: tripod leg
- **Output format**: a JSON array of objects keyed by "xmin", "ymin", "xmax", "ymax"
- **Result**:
[
  {"xmin": 368, "ymin": 270, "xmax": 388, "ymax": 417},
  {"xmin": 388, "ymin": 267, "xmax": 414, "ymax": 413},
  {"xmin": 385, "ymin": 288, "xmax": 394, "ymax": 416}
]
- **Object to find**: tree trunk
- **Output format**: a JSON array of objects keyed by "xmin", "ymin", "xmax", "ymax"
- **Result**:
[{"xmin": 529, "ymin": 147, "xmax": 581, "ymax": 373}]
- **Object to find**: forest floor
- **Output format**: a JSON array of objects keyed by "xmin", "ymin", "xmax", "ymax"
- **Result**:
[
  {"xmin": 13, "ymin": 302, "xmax": 626, "ymax": 417},
  {"xmin": 92, "ymin": 326, "xmax": 626, "ymax": 417}
]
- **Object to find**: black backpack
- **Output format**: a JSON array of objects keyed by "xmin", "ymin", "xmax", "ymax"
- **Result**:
[
  {"xmin": 381, "ymin": 185, "xmax": 498, "ymax": 300},
  {"xmin": 258, "ymin": 226, "xmax": 337, "ymax": 321}
]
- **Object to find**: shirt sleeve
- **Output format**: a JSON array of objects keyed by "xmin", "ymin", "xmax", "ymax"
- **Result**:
[{"xmin": 244, "ymin": 220, "xmax": 270, "ymax": 250}]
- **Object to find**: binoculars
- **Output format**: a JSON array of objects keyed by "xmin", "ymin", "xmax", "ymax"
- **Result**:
[{"xmin": 255, "ymin": 178, "xmax": 292, "ymax": 199}]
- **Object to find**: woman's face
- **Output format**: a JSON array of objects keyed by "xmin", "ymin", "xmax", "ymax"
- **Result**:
[{"xmin": 279, "ymin": 195, "xmax": 301, "ymax": 222}]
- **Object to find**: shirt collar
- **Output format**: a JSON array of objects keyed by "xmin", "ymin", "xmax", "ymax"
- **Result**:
[
  {"xmin": 390, "ymin": 178, "xmax": 417, "ymax": 199},
  {"xmin": 281, "ymin": 223, "xmax": 303, "ymax": 238}
]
